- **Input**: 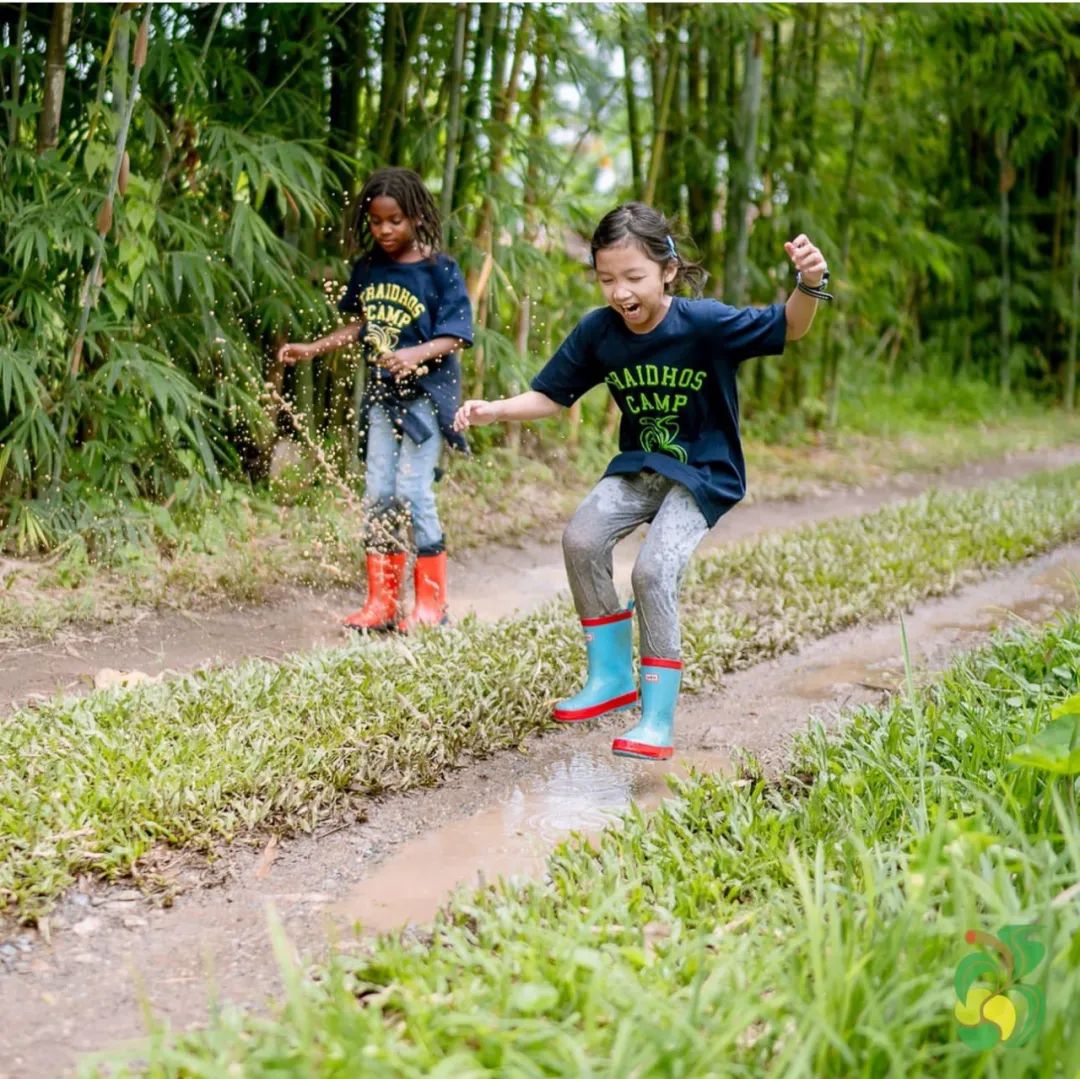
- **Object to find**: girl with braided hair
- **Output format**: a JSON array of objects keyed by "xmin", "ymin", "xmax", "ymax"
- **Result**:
[
  {"xmin": 279, "ymin": 167, "xmax": 473, "ymax": 632},
  {"xmin": 456, "ymin": 202, "xmax": 829, "ymax": 760}
]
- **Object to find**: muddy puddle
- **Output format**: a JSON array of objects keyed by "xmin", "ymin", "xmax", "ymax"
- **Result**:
[
  {"xmin": 1032, "ymin": 560, "xmax": 1080, "ymax": 591},
  {"xmin": 931, "ymin": 582, "xmax": 1080, "ymax": 636},
  {"xmin": 791, "ymin": 582, "xmax": 1080, "ymax": 702},
  {"xmin": 331, "ymin": 747, "xmax": 729, "ymax": 933},
  {"xmin": 792, "ymin": 658, "xmax": 906, "ymax": 700}
]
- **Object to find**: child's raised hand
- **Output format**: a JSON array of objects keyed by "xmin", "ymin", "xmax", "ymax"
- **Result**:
[
  {"xmin": 783, "ymin": 235, "xmax": 827, "ymax": 287},
  {"xmin": 454, "ymin": 400, "xmax": 499, "ymax": 431},
  {"xmin": 277, "ymin": 342, "xmax": 316, "ymax": 366}
]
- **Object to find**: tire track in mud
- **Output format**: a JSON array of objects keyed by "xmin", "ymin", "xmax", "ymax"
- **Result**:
[
  {"xmin": 3, "ymin": 443, "xmax": 1080, "ymax": 717},
  {"xmin": 1, "ymin": 539, "xmax": 1078, "ymax": 1078}
]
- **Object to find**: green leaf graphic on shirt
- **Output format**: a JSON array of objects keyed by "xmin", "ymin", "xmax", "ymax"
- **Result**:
[{"xmin": 639, "ymin": 415, "xmax": 688, "ymax": 462}]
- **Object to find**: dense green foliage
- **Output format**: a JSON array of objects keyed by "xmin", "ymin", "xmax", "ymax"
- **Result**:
[
  {"xmin": 3, "ymin": 464, "xmax": 1078, "ymax": 919},
  {"xmin": 88, "ymin": 614, "xmax": 1080, "ymax": 1076},
  {"xmin": 1, "ymin": 3, "xmax": 1078, "ymax": 547}
]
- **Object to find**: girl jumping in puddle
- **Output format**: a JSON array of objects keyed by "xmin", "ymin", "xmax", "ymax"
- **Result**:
[
  {"xmin": 279, "ymin": 167, "xmax": 473, "ymax": 633},
  {"xmin": 454, "ymin": 202, "xmax": 830, "ymax": 760}
]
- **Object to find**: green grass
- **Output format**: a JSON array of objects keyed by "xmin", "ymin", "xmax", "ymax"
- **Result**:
[
  {"xmin": 85, "ymin": 615, "xmax": 1080, "ymax": 1077},
  {"xmin": 1, "ymin": 466, "xmax": 1079, "ymax": 922},
  {"xmin": 3, "ymin": 408, "xmax": 1079, "ymax": 644},
  {"xmin": 743, "ymin": 398, "xmax": 1080, "ymax": 501}
]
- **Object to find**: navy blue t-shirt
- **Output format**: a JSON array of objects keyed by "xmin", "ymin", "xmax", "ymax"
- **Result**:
[
  {"xmin": 531, "ymin": 297, "xmax": 787, "ymax": 526},
  {"xmin": 339, "ymin": 249, "xmax": 473, "ymax": 450}
]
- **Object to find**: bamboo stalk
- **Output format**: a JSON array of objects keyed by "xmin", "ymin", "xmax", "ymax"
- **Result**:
[
  {"xmin": 508, "ymin": 42, "xmax": 546, "ymax": 454},
  {"xmin": 112, "ymin": 9, "xmax": 130, "ymax": 118},
  {"xmin": 439, "ymin": 3, "xmax": 469, "ymax": 224},
  {"xmin": 375, "ymin": 4, "xmax": 428, "ymax": 162},
  {"xmin": 997, "ymin": 127, "xmax": 1012, "ymax": 394},
  {"xmin": 86, "ymin": 6, "xmax": 123, "ymax": 144},
  {"xmin": 723, "ymin": 28, "xmax": 763, "ymax": 307},
  {"xmin": 1066, "ymin": 127, "xmax": 1079, "ymax": 412},
  {"xmin": 6, "ymin": 3, "xmax": 27, "ymax": 145},
  {"xmin": 825, "ymin": 31, "xmax": 878, "ymax": 426},
  {"xmin": 620, "ymin": 13, "xmax": 642, "ymax": 199},
  {"xmin": 644, "ymin": 19, "xmax": 681, "ymax": 205},
  {"xmin": 468, "ymin": 251, "xmax": 495, "ymax": 313},
  {"xmin": 158, "ymin": 3, "xmax": 223, "ymax": 187},
  {"xmin": 53, "ymin": 5, "xmax": 149, "ymax": 491},
  {"xmin": 35, "ymin": 3, "xmax": 73, "ymax": 155},
  {"xmin": 69, "ymin": 5, "xmax": 151, "ymax": 380},
  {"xmin": 464, "ymin": 5, "xmax": 531, "ymax": 305},
  {"xmin": 453, "ymin": 2, "xmax": 498, "ymax": 227},
  {"xmin": 685, "ymin": 15, "xmax": 707, "ymax": 250}
]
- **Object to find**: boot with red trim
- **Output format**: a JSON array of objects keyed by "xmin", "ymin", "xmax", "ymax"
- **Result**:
[
  {"xmin": 553, "ymin": 607, "xmax": 638, "ymax": 722},
  {"xmin": 611, "ymin": 657, "xmax": 681, "ymax": 760},
  {"xmin": 343, "ymin": 552, "xmax": 407, "ymax": 632},
  {"xmin": 398, "ymin": 550, "xmax": 449, "ymax": 631}
]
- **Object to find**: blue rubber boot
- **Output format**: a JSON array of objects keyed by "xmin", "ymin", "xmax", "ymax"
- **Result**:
[
  {"xmin": 553, "ymin": 608, "xmax": 638, "ymax": 722},
  {"xmin": 611, "ymin": 658, "xmax": 681, "ymax": 760}
]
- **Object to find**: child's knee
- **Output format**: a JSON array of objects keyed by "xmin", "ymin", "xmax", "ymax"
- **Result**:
[
  {"xmin": 398, "ymin": 473, "xmax": 436, "ymax": 523},
  {"xmin": 562, "ymin": 516, "xmax": 603, "ymax": 566},
  {"xmin": 631, "ymin": 553, "xmax": 672, "ymax": 601}
]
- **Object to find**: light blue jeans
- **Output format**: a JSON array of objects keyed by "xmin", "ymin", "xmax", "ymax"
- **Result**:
[{"xmin": 363, "ymin": 397, "xmax": 443, "ymax": 554}]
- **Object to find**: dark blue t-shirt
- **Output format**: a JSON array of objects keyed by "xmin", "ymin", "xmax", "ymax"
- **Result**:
[
  {"xmin": 339, "ymin": 249, "xmax": 474, "ymax": 450},
  {"xmin": 531, "ymin": 297, "xmax": 787, "ymax": 526}
]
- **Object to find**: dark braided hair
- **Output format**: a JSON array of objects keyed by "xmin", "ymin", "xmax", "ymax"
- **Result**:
[
  {"xmin": 350, "ymin": 166, "xmax": 442, "ymax": 261},
  {"xmin": 590, "ymin": 202, "xmax": 708, "ymax": 297}
]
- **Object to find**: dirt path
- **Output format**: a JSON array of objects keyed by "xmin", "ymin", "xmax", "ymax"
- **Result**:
[
  {"xmin": 3, "ymin": 443, "xmax": 1079, "ymax": 717},
  {"xmin": 1, "ymin": 542, "xmax": 1078, "ymax": 1078}
]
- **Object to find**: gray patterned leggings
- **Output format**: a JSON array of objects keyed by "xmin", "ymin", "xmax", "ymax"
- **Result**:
[{"xmin": 562, "ymin": 473, "xmax": 710, "ymax": 660}]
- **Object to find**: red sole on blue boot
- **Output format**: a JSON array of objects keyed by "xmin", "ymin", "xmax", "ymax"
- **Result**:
[
  {"xmin": 611, "ymin": 737, "xmax": 674, "ymax": 760},
  {"xmin": 553, "ymin": 691, "xmax": 638, "ymax": 723}
]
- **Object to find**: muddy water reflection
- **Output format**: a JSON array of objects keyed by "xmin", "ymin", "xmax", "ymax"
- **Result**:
[
  {"xmin": 333, "ymin": 747, "xmax": 727, "ymax": 933},
  {"xmin": 1032, "ymin": 561, "xmax": 1080, "ymax": 591},
  {"xmin": 791, "ymin": 659, "xmax": 905, "ymax": 701}
]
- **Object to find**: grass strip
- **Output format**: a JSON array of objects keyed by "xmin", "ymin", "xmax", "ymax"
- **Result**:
[
  {"xmin": 90, "ymin": 615, "xmax": 1080, "ymax": 1077},
  {"xmin": 2, "ymin": 466, "xmax": 1079, "ymax": 920}
]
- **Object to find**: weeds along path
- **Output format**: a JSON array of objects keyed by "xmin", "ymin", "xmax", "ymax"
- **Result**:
[
  {"xmin": 2, "ymin": 542, "xmax": 1078, "ymax": 1078},
  {"xmin": 3, "ymin": 442, "xmax": 1080, "ymax": 716}
]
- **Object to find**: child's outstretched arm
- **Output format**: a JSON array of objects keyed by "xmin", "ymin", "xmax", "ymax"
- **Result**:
[
  {"xmin": 783, "ymin": 234, "xmax": 828, "ymax": 341},
  {"xmin": 277, "ymin": 320, "xmax": 364, "ymax": 366},
  {"xmin": 454, "ymin": 391, "xmax": 562, "ymax": 431}
]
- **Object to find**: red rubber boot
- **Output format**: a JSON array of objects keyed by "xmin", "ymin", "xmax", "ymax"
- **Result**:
[
  {"xmin": 343, "ymin": 552, "xmax": 407, "ymax": 632},
  {"xmin": 399, "ymin": 551, "xmax": 449, "ymax": 631}
]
